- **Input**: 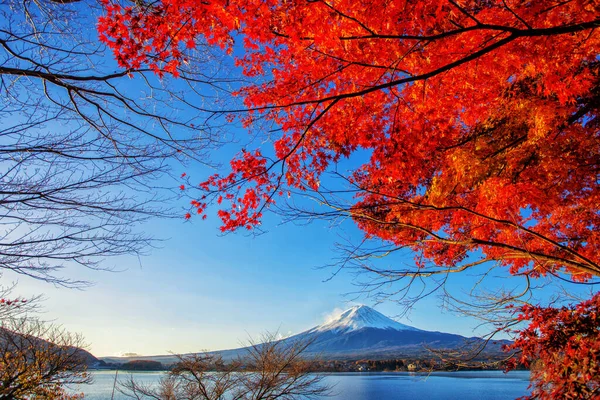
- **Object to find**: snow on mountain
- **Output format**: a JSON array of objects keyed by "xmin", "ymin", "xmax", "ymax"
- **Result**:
[{"xmin": 310, "ymin": 305, "xmax": 420, "ymax": 333}]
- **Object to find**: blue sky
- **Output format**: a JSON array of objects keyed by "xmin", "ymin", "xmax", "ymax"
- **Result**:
[{"xmin": 4, "ymin": 202, "xmax": 455, "ymax": 356}]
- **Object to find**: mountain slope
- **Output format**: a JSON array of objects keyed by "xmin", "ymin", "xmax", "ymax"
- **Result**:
[
  {"xmin": 0, "ymin": 326, "xmax": 102, "ymax": 367},
  {"xmin": 101, "ymin": 305, "xmax": 509, "ymax": 364},
  {"xmin": 278, "ymin": 305, "xmax": 505, "ymax": 359}
]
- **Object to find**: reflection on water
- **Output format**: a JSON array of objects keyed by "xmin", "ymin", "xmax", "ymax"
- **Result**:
[{"xmin": 74, "ymin": 370, "xmax": 530, "ymax": 399}]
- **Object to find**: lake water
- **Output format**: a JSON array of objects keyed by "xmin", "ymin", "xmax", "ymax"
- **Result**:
[{"xmin": 75, "ymin": 370, "xmax": 531, "ymax": 399}]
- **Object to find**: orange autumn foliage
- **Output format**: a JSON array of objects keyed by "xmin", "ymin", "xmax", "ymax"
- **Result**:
[
  {"xmin": 505, "ymin": 293, "xmax": 600, "ymax": 399},
  {"xmin": 99, "ymin": 0, "xmax": 599, "ymax": 282}
]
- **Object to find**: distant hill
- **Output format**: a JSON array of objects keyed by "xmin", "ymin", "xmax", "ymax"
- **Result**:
[
  {"xmin": 0, "ymin": 326, "xmax": 103, "ymax": 368},
  {"xmin": 101, "ymin": 305, "xmax": 510, "ymax": 365}
]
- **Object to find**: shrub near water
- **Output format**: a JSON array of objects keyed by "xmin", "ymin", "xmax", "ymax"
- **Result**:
[{"xmin": 121, "ymin": 360, "xmax": 165, "ymax": 371}]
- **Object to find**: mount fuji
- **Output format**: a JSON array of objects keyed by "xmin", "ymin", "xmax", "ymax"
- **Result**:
[
  {"xmin": 101, "ymin": 305, "xmax": 509, "ymax": 364},
  {"xmin": 275, "ymin": 305, "xmax": 506, "ymax": 359},
  {"xmin": 311, "ymin": 305, "xmax": 421, "ymax": 333}
]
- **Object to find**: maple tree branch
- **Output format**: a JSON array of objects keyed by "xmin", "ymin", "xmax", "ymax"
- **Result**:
[
  {"xmin": 370, "ymin": 201, "xmax": 599, "ymax": 276},
  {"xmin": 338, "ymin": 19, "xmax": 596, "ymax": 41},
  {"xmin": 304, "ymin": 20, "xmax": 600, "ymax": 106},
  {"xmin": 500, "ymin": 0, "xmax": 532, "ymax": 29},
  {"xmin": 281, "ymin": 183, "xmax": 599, "ymax": 278},
  {"xmin": 360, "ymin": 209, "xmax": 598, "ymax": 277},
  {"xmin": 309, "ymin": 167, "xmax": 600, "ymax": 277},
  {"xmin": 447, "ymin": 0, "xmax": 483, "ymax": 26},
  {"xmin": 222, "ymin": 18, "xmax": 600, "ymax": 115},
  {"xmin": 317, "ymin": 0, "xmax": 377, "ymax": 35},
  {"xmin": 349, "ymin": 208, "xmax": 600, "ymax": 277}
]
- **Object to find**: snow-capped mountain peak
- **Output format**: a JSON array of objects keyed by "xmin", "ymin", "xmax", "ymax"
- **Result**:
[{"xmin": 312, "ymin": 305, "xmax": 419, "ymax": 333}]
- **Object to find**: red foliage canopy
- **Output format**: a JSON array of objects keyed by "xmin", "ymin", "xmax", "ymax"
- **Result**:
[
  {"xmin": 99, "ymin": 0, "xmax": 599, "ymax": 282},
  {"xmin": 506, "ymin": 293, "xmax": 600, "ymax": 399}
]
